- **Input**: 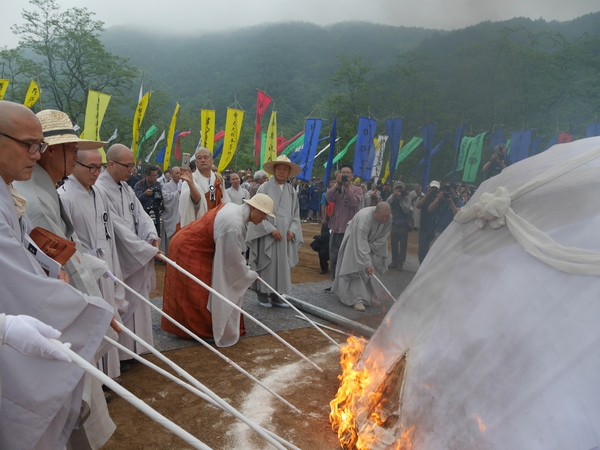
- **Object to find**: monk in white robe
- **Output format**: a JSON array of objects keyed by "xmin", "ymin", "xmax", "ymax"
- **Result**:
[
  {"xmin": 95, "ymin": 144, "xmax": 158, "ymax": 357},
  {"xmin": 160, "ymin": 166, "xmax": 181, "ymax": 256},
  {"xmin": 246, "ymin": 156, "xmax": 303, "ymax": 307},
  {"xmin": 14, "ymin": 109, "xmax": 118, "ymax": 449},
  {"xmin": 179, "ymin": 148, "xmax": 229, "ymax": 227},
  {"xmin": 59, "ymin": 149, "xmax": 126, "ymax": 379},
  {"xmin": 332, "ymin": 203, "xmax": 392, "ymax": 311},
  {"xmin": 0, "ymin": 101, "xmax": 114, "ymax": 450},
  {"xmin": 162, "ymin": 195, "xmax": 275, "ymax": 347},
  {"xmin": 226, "ymin": 172, "xmax": 250, "ymax": 205}
]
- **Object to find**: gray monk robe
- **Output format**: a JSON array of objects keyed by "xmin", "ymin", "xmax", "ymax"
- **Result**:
[
  {"xmin": 332, "ymin": 206, "xmax": 391, "ymax": 307},
  {"xmin": 95, "ymin": 170, "xmax": 157, "ymax": 356},
  {"xmin": 246, "ymin": 177, "xmax": 303, "ymax": 295},
  {"xmin": 59, "ymin": 175, "xmax": 126, "ymax": 379},
  {"xmin": 160, "ymin": 179, "xmax": 180, "ymax": 256},
  {"xmin": 0, "ymin": 182, "xmax": 113, "ymax": 450},
  {"xmin": 14, "ymin": 165, "xmax": 117, "ymax": 449}
]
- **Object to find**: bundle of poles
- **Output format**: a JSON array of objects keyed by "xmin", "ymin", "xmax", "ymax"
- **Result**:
[{"xmin": 48, "ymin": 253, "xmax": 351, "ymax": 448}]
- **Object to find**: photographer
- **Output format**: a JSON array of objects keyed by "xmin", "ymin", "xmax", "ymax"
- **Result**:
[
  {"xmin": 134, "ymin": 165, "xmax": 163, "ymax": 235},
  {"xmin": 428, "ymin": 182, "xmax": 463, "ymax": 237},
  {"xmin": 416, "ymin": 180, "xmax": 441, "ymax": 263},
  {"xmin": 483, "ymin": 143, "xmax": 511, "ymax": 179},
  {"xmin": 387, "ymin": 182, "xmax": 412, "ymax": 270}
]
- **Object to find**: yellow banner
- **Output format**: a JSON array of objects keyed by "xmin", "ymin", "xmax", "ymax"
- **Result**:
[
  {"xmin": 23, "ymin": 80, "xmax": 40, "ymax": 108},
  {"xmin": 382, "ymin": 139, "xmax": 403, "ymax": 183},
  {"xmin": 132, "ymin": 91, "xmax": 152, "ymax": 159},
  {"xmin": 164, "ymin": 103, "xmax": 180, "ymax": 172},
  {"xmin": 83, "ymin": 90, "xmax": 111, "ymax": 161},
  {"xmin": 200, "ymin": 109, "xmax": 215, "ymax": 152},
  {"xmin": 262, "ymin": 110, "xmax": 277, "ymax": 167},
  {"xmin": 217, "ymin": 108, "xmax": 244, "ymax": 173},
  {"xmin": 0, "ymin": 79, "xmax": 9, "ymax": 100}
]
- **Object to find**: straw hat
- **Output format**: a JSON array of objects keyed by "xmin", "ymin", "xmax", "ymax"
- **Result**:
[
  {"xmin": 262, "ymin": 155, "xmax": 302, "ymax": 177},
  {"xmin": 243, "ymin": 193, "xmax": 276, "ymax": 218},
  {"xmin": 36, "ymin": 110, "xmax": 107, "ymax": 150}
]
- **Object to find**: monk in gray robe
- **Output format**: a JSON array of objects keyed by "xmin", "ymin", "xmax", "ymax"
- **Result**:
[
  {"xmin": 59, "ymin": 149, "xmax": 126, "ymax": 379},
  {"xmin": 332, "ymin": 202, "xmax": 392, "ymax": 311},
  {"xmin": 95, "ymin": 144, "xmax": 159, "ymax": 358},
  {"xmin": 13, "ymin": 108, "xmax": 118, "ymax": 448},
  {"xmin": 0, "ymin": 100, "xmax": 114, "ymax": 449},
  {"xmin": 160, "ymin": 166, "xmax": 181, "ymax": 256},
  {"xmin": 246, "ymin": 155, "xmax": 303, "ymax": 307}
]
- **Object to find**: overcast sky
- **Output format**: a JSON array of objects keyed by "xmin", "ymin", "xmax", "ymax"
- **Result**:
[{"xmin": 1, "ymin": 0, "xmax": 598, "ymax": 49}]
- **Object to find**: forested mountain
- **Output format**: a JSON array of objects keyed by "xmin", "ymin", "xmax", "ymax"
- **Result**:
[{"xmin": 99, "ymin": 13, "xmax": 600, "ymax": 181}]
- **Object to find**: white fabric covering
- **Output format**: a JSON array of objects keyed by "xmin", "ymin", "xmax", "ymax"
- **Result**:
[{"xmin": 356, "ymin": 137, "xmax": 600, "ymax": 449}]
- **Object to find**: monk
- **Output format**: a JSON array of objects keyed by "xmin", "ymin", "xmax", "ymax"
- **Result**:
[{"xmin": 162, "ymin": 194, "xmax": 275, "ymax": 347}]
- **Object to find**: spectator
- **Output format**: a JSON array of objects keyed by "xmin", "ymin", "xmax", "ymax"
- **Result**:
[
  {"xmin": 416, "ymin": 180, "xmax": 441, "ymax": 263},
  {"xmin": 430, "ymin": 182, "xmax": 463, "ymax": 237},
  {"xmin": 409, "ymin": 182, "xmax": 425, "ymax": 231},
  {"xmin": 483, "ymin": 143, "xmax": 511, "ymax": 179},
  {"xmin": 387, "ymin": 182, "xmax": 412, "ymax": 271},
  {"xmin": 134, "ymin": 165, "xmax": 163, "ymax": 235}
]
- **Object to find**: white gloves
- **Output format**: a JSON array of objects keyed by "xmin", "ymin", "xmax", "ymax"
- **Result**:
[{"xmin": 4, "ymin": 315, "xmax": 71, "ymax": 362}]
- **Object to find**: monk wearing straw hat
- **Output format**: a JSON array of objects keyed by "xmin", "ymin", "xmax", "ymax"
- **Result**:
[{"xmin": 162, "ymin": 194, "xmax": 275, "ymax": 347}]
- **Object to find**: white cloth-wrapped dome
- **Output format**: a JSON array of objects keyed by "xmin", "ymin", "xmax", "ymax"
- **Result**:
[{"xmin": 357, "ymin": 137, "xmax": 600, "ymax": 449}]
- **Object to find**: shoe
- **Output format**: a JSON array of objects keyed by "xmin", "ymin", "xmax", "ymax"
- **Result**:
[
  {"xmin": 388, "ymin": 262, "xmax": 398, "ymax": 269},
  {"xmin": 270, "ymin": 296, "xmax": 290, "ymax": 308},
  {"xmin": 119, "ymin": 362, "xmax": 131, "ymax": 373},
  {"xmin": 257, "ymin": 293, "xmax": 272, "ymax": 308},
  {"xmin": 353, "ymin": 302, "xmax": 365, "ymax": 312},
  {"xmin": 319, "ymin": 269, "xmax": 329, "ymax": 274},
  {"xmin": 323, "ymin": 287, "xmax": 332, "ymax": 293},
  {"xmin": 104, "ymin": 392, "xmax": 113, "ymax": 403},
  {"xmin": 397, "ymin": 264, "xmax": 404, "ymax": 271}
]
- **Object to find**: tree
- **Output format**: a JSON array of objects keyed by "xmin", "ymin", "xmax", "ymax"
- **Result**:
[{"xmin": 10, "ymin": 0, "xmax": 137, "ymax": 124}]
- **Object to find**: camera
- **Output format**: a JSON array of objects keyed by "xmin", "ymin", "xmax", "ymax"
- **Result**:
[
  {"xmin": 443, "ymin": 186, "xmax": 452, "ymax": 199},
  {"xmin": 341, "ymin": 175, "xmax": 349, "ymax": 183}
]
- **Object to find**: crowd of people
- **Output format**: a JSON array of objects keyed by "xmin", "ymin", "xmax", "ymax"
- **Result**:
[{"xmin": 0, "ymin": 97, "xmax": 502, "ymax": 447}]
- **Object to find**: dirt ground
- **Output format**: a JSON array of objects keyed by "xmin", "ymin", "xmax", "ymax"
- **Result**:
[{"xmin": 105, "ymin": 223, "xmax": 419, "ymax": 449}]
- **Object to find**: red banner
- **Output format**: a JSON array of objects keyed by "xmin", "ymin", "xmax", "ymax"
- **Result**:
[
  {"xmin": 175, "ymin": 131, "xmax": 192, "ymax": 160},
  {"xmin": 214, "ymin": 130, "xmax": 225, "ymax": 142},
  {"xmin": 558, "ymin": 132, "xmax": 572, "ymax": 144},
  {"xmin": 277, "ymin": 130, "xmax": 304, "ymax": 154},
  {"xmin": 254, "ymin": 90, "xmax": 273, "ymax": 165}
]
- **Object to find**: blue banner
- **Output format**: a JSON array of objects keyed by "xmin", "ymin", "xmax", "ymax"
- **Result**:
[
  {"xmin": 296, "ymin": 118, "xmax": 323, "ymax": 181},
  {"xmin": 155, "ymin": 145, "xmax": 166, "ymax": 163},
  {"xmin": 386, "ymin": 118, "xmax": 402, "ymax": 183},
  {"xmin": 213, "ymin": 140, "xmax": 224, "ymax": 159},
  {"xmin": 586, "ymin": 122, "xmax": 600, "ymax": 137},
  {"xmin": 508, "ymin": 130, "xmax": 532, "ymax": 164},
  {"xmin": 353, "ymin": 117, "xmax": 377, "ymax": 180},
  {"xmin": 491, "ymin": 128, "xmax": 505, "ymax": 150},
  {"xmin": 545, "ymin": 136, "xmax": 559, "ymax": 151},
  {"xmin": 412, "ymin": 133, "xmax": 449, "ymax": 176},
  {"xmin": 530, "ymin": 137, "xmax": 543, "ymax": 156},
  {"xmin": 451, "ymin": 124, "xmax": 465, "ymax": 182},
  {"xmin": 324, "ymin": 117, "xmax": 337, "ymax": 186}
]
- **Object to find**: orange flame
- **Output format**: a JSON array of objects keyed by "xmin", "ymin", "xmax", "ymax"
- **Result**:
[{"xmin": 329, "ymin": 336, "xmax": 414, "ymax": 449}]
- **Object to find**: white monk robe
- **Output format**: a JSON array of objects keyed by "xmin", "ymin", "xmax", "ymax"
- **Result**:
[
  {"xmin": 58, "ymin": 175, "xmax": 125, "ymax": 379},
  {"xmin": 226, "ymin": 185, "xmax": 250, "ymax": 205},
  {"xmin": 95, "ymin": 170, "xmax": 157, "ymax": 356},
  {"xmin": 246, "ymin": 177, "xmax": 303, "ymax": 295},
  {"xmin": 14, "ymin": 164, "xmax": 117, "ymax": 449},
  {"xmin": 160, "ymin": 179, "xmax": 180, "ymax": 255},
  {"xmin": 179, "ymin": 170, "xmax": 230, "ymax": 227},
  {"xmin": 332, "ymin": 206, "xmax": 391, "ymax": 307},
  {"xmin": 0, "ymin": 181, "xmax": 113, "ymax": 450}
]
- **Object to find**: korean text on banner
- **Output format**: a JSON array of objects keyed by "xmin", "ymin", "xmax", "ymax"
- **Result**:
[
  {"xmin": 132, "ymin": 91, "xmax": 152, "ymax": 159},
  {"xmin": 0, "ymin": 79, "xmax": 9, "ymax": 100},
  {"xmin": 353, "ymin": 117, "xmax": 377, "ymax": 180},
  {"xmin": 296, "ymin": 118, "xmax": 323, "ymax": 182},
  {"xmin": 200, "ymin": 109, "xmax": 216, "ymax": 152},
  {"xmin": 263, "ymin": 111, "xmax": 277, "ymax": 166},
  {"xmin": 163, "ymin": 103, "xmax": 180, "ymax": 171},
  {"xmin": 23, "ymin": 80, "xmax": 40, "ymax": 109},
  {"xmin": 218, "ymin": 108, "xmax": 244, "ymax": 172}
]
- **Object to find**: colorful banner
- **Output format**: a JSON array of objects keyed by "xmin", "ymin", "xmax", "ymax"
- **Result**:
[
  {"xmin": 213, "ymin": 140, "xmax": 224, "ymax": 160},
  {"xmin": 175, "ymin": 131, "xmax": 192, "ymax": 160},
  {"xmin": 396, "ymin": 136, "xmax": 423, "ymax": 169},
  {"xmin": 132, "ymin": 91, "xmax": 151, "ymax": 159},
  {"xmin": 586, "ymin": 122, "xmax": 600, "ymax": 138},
  {"xmin": 23, "ymin": 80, "xmax": 40, "ymax": 108},
  {"xmin": 254, "ymin": 90, "xmax": 272, "ymax": 165},
  {"xmin": 530, "ymin": 137, "xmax": 543, "ymax": 156},
  {"xmin": 491, "ymin": 128, "xmax": 505, "ymax": 150},
  {"xmin": 372, "ymin": 135, "xmax": 388, "ymax": 180},
  {"xmin": 279, "ymin": 131, "xmax": 304, "ymax": 155},
  {"xmin": 145, "ymin": 130, "xmax": 165, "ymax": 163},
  {"xmin": 263, "ymin": 111, "xmax": 278, "ymax": 167},
  {"xmin": 508, "ymin": 130, "xmax": 532, "ymax": 164},
  {"xmin": 0, "ymin": 79, "xmax": 9, "ymax": 100},
  {"xmin": 323, "ymin": 134, "xmax": 357, "ymax": 168},
  {"xmin": 200, "ymin": 109, "xmax": 216, "ymax": 152},
  {"xmin": 218, "ymin": 108, "xmax": 244, "ymax": 172},
  {"xmin": 456, "ymin": 136, "xmax": 472, "ymax": 172},
  {"xmin": 106, "ymin": 128, "xmax": 118, "ymax": 146},
  {"xmin": 353, "ymin": 117, "xmax": 377, "ymax": 180},
  {"xmin": 385, "ymin": 118, "xmax": 403, "ymax": 182},
  {"xmin": 558, "ymin": 132, "xmax": 572, "ymax": 144},
  {"xmin": 82, "ymin": 89, "xmax": 111, "ymax": 161},
  {"xmin": 163, "ymin": 103, "xmax": 180, "ymax": 171},
  {"xmin": 282, "ymin": 133, "xmax": 306, "ymax": 156},
  {"xmin": 462, "ymin": 131, "xmax": 487, "ymax": 182},
  {"xmin": 296, "ymin": 118, "xmax": 323, "ymax": 182},
  {"xmin": 323, "ymin": 118, "xmax": 337, "ymax": 186},
  {"xmin": 138, "ymin": 124, "xmax": 158, "ymax": 153},
  {"xmin": 419, "ymin": 124, "xmax": 436, "ymax": 188}
]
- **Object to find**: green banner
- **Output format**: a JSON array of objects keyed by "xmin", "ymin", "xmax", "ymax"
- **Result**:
[
  {"xmin": 282, "ymin": 133, "xmax": 305, "ymax": 156},
  {"xmin": 323, "ymin": 134, "xmax": 357, "ymax": 168},
  {"xmin": 396, "ymin": 136, "xmax": 423, "ymax": 169},
  {"xmin": 462, "ymin": 131, "xmax": 487, "ymax": 182},
  {"xmin": 456, "ymin": 136, "xmax": 472, "ymax": 171}
]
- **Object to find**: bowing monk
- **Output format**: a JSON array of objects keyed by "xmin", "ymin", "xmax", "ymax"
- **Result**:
[{"xmin": 161, "ymin": 194, "xmax": 275, "ymax": 347}]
